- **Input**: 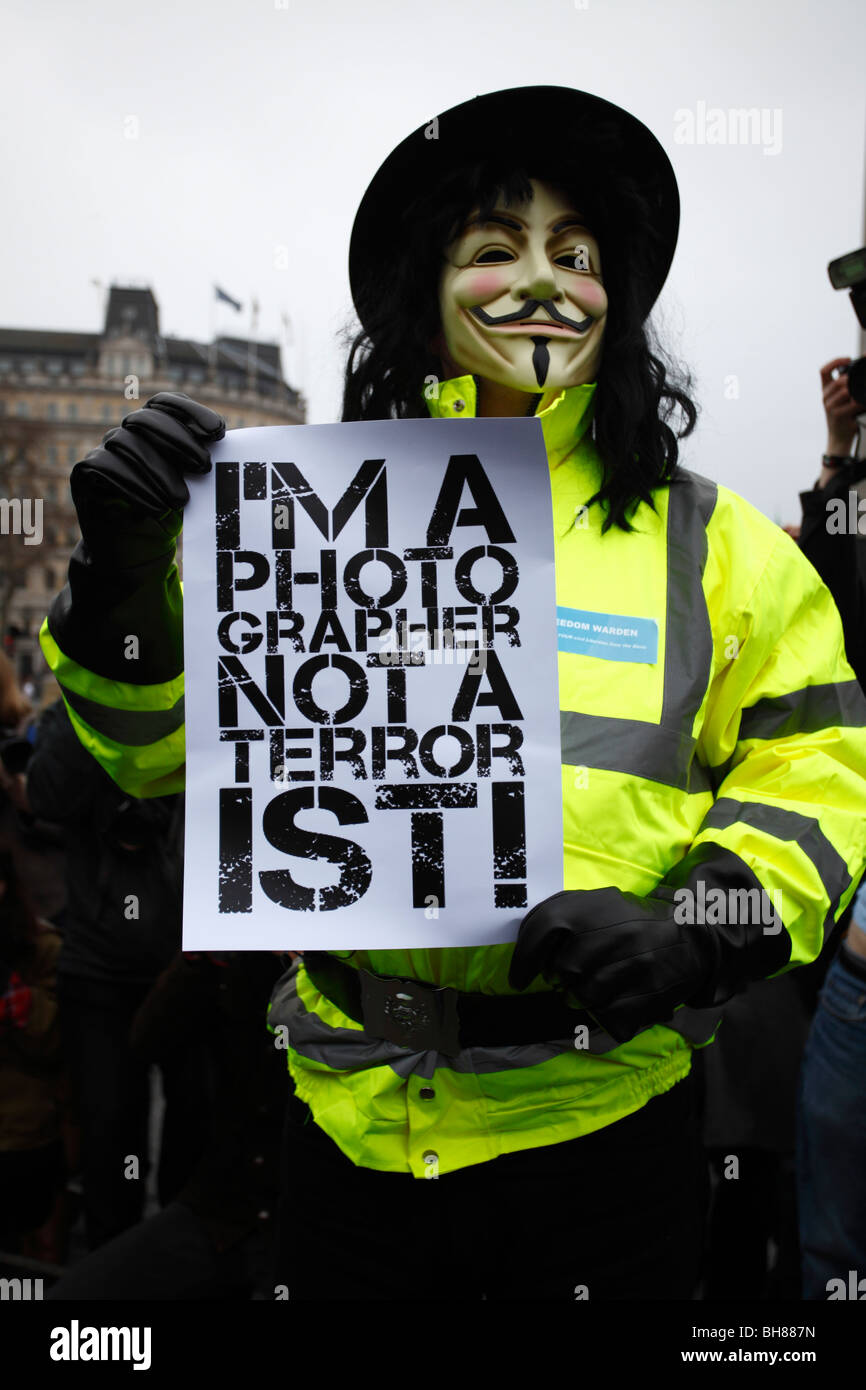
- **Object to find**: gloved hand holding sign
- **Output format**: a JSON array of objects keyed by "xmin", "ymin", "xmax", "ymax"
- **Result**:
[
  {"xmin": 71, "ymin": 392, "xmax": 225, "ymax": 567},
  {"xmin": 509, "ymin": 845, "xmax": 783, "ymax": 1045},
  {"xmin": 51, "ymin": 392, "xmax": 226, "ymax": 695}
]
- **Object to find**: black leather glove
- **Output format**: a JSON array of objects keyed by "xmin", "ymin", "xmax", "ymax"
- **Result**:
[
  {"xmin": 71, "ymin": 392, "xmax": 225, "ymax": 568},
  {"xmin": 508, "ymin": 844, "xmax": 791, "ymax": 1045},
  {"xmin": 48, "ymin": 393, "xmax": 226, "ymax": 684}
]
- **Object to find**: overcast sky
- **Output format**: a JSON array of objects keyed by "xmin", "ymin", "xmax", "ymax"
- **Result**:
[{"xmin": 2, "ymin": 0, "xmax": 864, "ymax": 524}]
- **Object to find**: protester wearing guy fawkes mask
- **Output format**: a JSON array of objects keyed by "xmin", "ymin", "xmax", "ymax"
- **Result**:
[
  {"xmin": 37, "ymin": 87, "xmax": 866, "ymax": 1300},
  {"xmin": 434, "ymin": 178, "xmax": 607, "ymax": 404}
]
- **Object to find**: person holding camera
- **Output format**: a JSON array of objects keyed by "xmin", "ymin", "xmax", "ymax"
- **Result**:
[{"xmin": 797, "ymin": 356, "xmax": 866, "ymax": 688}]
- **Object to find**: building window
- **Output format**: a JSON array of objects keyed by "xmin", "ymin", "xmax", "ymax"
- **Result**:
[
  {"xmin": 70, "ymin": 362, "xmax": 85, "ymax": 376},
  {"xmin": 67, "ymin": 403, "xmax": 78, "ymax": 420},
  {"xmin": 16, "ymin": 401, "xmax": 28, "ymax": 416},
  {"xmin": 44, "ymin": 567, "xmax": 55, "ymax": 590},
  {"xmin": 47, "ymin": 446, "xmax": 58, "ymax": 465},
  {"xmin": 102, "ymin": 404, "xmax": 113, "ymax": 421},
  {"xmin": 46, "ymin": 402, "xmax": 58, "ymax": 419},
  {"xmin": 67, "ymin": 445, "xmax": 78, "ymax": 463},
  {"xmin": 46, "ymin": 360, "xmax": 63, "ymax": 375}
]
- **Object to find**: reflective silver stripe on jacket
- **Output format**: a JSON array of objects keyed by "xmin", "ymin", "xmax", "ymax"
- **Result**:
[
  {"xmin": 662, "ymin": 470, "xmax": 717, "ymax": 740},
  {"xmin": 738, "ymin": 680, "xmax": 866, "ymax": 742},
  {"xmin": 559, "ymin": 712, "xmax": 712, "ymax": 795},
  {"xmin": 559, "ymin": 469, "xmax": 717, "ymax": 795},
  {"xmin": 268, "ymin": 962, "xmax": 716, "ymax": 1074},
  {"xmin": 700, "ymin": 796, "xmax": 852, "ymax": 938},
  {"xmin": 709, "ymin": 680, "xmax": 866, "ymax": 790},
  {"xmin": 61, "ymin": 683, "xmax": 185, "ymax": 746}
]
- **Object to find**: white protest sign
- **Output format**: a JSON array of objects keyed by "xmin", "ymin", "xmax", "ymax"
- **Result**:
[{"xmin": 181, "ymin": 417, "xmax": 563, "ymax": 950}]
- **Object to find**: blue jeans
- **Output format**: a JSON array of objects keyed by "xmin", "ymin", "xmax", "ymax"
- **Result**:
[{"xmin": 797, "ymin": 945, "xmax": 866, "ymax": 1299}]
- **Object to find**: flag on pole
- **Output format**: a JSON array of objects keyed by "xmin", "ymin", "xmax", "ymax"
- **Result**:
[
  {"xmin": 247, "ymin": 297, "xmax": 260, "ymax": 382},
  {"xmin": 214, "ymin": 284, "xmax": 243, "ymax": 311}
]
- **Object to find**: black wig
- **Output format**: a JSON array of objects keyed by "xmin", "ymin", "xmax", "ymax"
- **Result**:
[{"xmin": 341, "ymin": 148, "xmax": 698, "ymax": 532}]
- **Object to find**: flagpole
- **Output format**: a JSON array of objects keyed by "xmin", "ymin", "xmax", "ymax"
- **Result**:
[
  {"xmin": 281, "ymin": 311, "xmax": 292, "ymax": 390},
  {"xmin": 212, "ymin": 285, "xmax": 243, "ymax": 390},
  {"xmin": 248, "ymin": 297, "xmax": 259, "ymax": 388},
  {"xmin": 209, "ymin": 283, "xmax": 216, "ymax": 382},
  {"xmin": 247, "ymin": 296, "xmax": 253, "ymax": 386},
  {"xmin": 295, "ymin": 313, "xmax": 306, "ymax": 412}
]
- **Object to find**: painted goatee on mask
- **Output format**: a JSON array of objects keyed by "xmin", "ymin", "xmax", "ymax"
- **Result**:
[{"xmin": 437, "ymin": 179, "xmax": 608, "ymax": 396}]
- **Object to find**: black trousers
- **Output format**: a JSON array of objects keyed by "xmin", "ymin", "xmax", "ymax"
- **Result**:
[
  {"xmin": 275, "ymin": 1071, "xmax": 707, "ymax": 1300},
  {"xmin": 46, "ymin": 1200, "xmax": 264, "ymax": 1301},
  {"xmin": 704, "ymin": 1148, "xmax": 801, "ymax": 1300},
  {"xmin": 58, "ymin": 977, "xmax": 210, "ymax": 1251},
  {"xmin": 0, "ymin": 1140, "xmax": 65, "ymax": 1242}
]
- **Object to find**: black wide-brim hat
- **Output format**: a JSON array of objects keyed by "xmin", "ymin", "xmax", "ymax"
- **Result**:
[{"xmin": 349, "ymin": 85, "xmax": 679, "ymax": 332}]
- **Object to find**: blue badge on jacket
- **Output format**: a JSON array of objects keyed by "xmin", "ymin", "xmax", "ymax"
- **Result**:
[{"xmin": 556, "ymin": 607, "xmax": 659, "ymax": 663}]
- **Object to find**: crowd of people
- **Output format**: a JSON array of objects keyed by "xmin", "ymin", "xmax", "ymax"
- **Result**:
[{"xmin": 0, "ymin": 667, "xmax": 286, "ymax": 1297}]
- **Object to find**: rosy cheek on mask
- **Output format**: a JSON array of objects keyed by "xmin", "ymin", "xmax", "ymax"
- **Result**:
[
  {"xmin": 573, "ymin": 281, "xmax": 607, "ymax": 317},
  {"xmin": 455, "ymin": 269, "xmax": 510, "ymax": 305}
]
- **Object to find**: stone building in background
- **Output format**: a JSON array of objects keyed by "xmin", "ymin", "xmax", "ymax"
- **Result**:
[{"xmin": 0, "ymin": 285, "xmax": 305, "ymax": 694}]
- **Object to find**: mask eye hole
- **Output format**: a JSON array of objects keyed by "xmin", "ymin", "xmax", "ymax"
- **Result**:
[
  {"xmin": 554, "ymin": 244, "xmax": 593, "ymax": 271},
  {"xmin": 474, "ymin": 248, "xmax": 515, "ymax": 265}
]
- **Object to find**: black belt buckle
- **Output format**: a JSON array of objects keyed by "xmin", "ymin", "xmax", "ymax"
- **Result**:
[{"xmin": 359, "ymin": 969, "xmax": 462, "ymax": 1056}]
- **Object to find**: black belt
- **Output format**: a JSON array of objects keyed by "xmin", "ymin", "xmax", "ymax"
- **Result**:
[{"xmin": 303, "ymin": 951, "xmax": 601, "ymax": 1057}]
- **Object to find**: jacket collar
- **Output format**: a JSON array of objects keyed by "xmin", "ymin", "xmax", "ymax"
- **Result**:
[{"xmin": 425, "ymin": 374, "xmax": 597, "ymax": 471}]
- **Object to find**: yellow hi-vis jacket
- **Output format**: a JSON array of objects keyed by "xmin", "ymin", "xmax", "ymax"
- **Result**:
[{"xmin": 40, "ymin": 376, "xmax": 866, "ymax": 1178}]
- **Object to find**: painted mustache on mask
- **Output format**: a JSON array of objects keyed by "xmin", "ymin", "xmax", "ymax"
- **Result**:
[{"xmin": 468, "ymin": 298, "xmax": 595, "ymax": 333}]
